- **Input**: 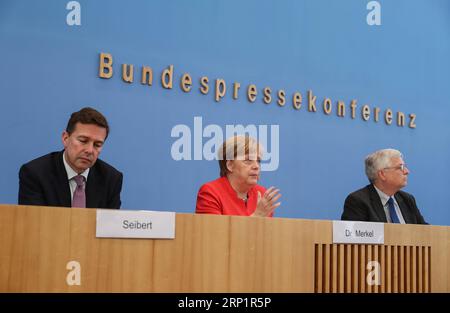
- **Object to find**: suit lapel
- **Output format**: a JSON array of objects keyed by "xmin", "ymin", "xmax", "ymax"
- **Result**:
[
  {"xmin": 368, "ymin": 184, "xmax": 388, "ymax": 222},
  {"xmin": 55, "ymin": 151, "xmax": 72, "ymax": 207},
  {"xmin": 394, "ymin": 193, "xmax": 410, "ymax": 224},
  {"xmin": 85, "ymin": 164, "xmax": 100, "ymax": 208}
]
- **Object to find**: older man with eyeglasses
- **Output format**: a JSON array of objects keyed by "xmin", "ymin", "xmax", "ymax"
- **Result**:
[{"xmin": 341, "ymin": 148, "xmax": 427, "ymax": 224}]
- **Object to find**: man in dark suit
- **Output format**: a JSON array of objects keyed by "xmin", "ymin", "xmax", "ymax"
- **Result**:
[
  {"xmin": 19, "ymin": 107, "xmax": 123, "ymax": 209},
  {"xmin": 341, "ymin": 149, "xmax": 426, "ymax": 224}
]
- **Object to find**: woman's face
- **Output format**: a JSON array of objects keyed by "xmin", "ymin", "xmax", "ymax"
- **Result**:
[{"xmin": 226, "ymin": 152, "xmax": 261, "ymax": 189}]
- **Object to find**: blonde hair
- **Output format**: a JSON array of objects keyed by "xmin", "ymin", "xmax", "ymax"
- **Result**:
[{"xmin": 218, "ymin": 135, "xmax": 263, "ymax": 177}]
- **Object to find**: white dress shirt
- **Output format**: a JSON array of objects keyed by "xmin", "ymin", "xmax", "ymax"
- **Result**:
[
  {"xmin": 373, "ymin": 185, "xmax": 406, "ymax": 224},
  {"xmin": 62, "ymin": 152, "xmax": 90, "ymax": 205}
]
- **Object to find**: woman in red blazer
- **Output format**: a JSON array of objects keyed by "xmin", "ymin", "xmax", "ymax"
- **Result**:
[{"xmin": 196, "ymin": 135, "xmax": 281, "ymax": 217}]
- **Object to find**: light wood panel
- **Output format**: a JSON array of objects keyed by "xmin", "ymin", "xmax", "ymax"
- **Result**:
[{"xmin": 0, "ymin": 204, "xmax": 449, "ymax": 292}]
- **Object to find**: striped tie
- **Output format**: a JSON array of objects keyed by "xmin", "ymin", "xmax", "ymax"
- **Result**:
[{"xmin": 72, "ymin": 175, "xmax": 86, "ymax": 208}]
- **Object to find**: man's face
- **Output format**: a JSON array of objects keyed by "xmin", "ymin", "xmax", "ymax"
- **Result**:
[
  {"xmin": 62, "ymin": 123, "xmax": 107, "ymax": 173},
  {"xmin": 382, "ymin": 157, "xmax": 409, "ymax": 192}
]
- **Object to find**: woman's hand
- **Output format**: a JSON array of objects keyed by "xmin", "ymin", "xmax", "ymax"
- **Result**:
[{"xmin": 252, "ymin": 186, "xmax": 281, "ymax": 217}]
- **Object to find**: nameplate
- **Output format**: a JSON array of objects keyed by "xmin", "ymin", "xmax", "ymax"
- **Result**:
[
  {"xmin": 332, "ymin": 221, "xmax": 384, "ymax": 244},
  {"xmin": 96, "ymin": 210, "xmax": 175, "ymax": 239}
]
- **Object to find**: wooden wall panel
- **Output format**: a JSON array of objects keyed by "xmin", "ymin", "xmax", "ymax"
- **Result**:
[
  {"xmin": 313, "ymin": 244, "xmax": 432, "ymax": 293},
  {"xmin": 0, "ymin": 205, "xmax": 447, "ymax": 292}
]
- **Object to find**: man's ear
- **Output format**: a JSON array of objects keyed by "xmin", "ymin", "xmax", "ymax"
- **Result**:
[
  {"xmin": 226, "ymin": 160, "xmax": 233, "ymax": 173},
  {"xmin": 62, "ymin": 131, "xmax": 69, "ymax": 148},
  {"xmin": 377, "ymin": 169, "xmax": 386, "ymax": 182}
]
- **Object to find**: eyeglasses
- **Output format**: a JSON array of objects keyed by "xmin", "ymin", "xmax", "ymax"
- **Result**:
[{"xmin": 383, "ymin": 164, "xmax": 407, "ymax": 172}]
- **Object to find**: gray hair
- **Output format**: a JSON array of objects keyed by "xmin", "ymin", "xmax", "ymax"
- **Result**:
[{"xmin": 365, "ymin": 148, "xmax": 403, "ymax": 183}]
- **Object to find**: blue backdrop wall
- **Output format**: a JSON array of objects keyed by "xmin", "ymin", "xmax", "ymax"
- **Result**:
[{"xmin": 1, "ymin": 0, "xmax": 449, "ymax": 225}]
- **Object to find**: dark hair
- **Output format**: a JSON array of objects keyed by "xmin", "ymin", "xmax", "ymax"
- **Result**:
[{"xmin": 66, "ymin": 107, "xmax": 109, "ymax": 139}]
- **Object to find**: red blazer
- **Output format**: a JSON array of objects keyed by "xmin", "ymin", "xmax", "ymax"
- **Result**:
[{"xmin": 196, "ymin": 176, "xmax": 270, "ymax": 216}]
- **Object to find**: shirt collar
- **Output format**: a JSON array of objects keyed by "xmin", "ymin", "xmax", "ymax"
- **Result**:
[
  {"xmin": 373, "ymin": 184, "xmax": 391, "ymax": 206},
  {"xmin": 63, "ymin": 151, "xmax": 89, "ymax": 181}
]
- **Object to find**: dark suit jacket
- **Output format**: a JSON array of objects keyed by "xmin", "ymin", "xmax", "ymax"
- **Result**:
[
  {"xmin": 18, "ymin": 151, "xmax": 123, "ymax": 209},
  {"xmin": 341, "ymin": 184, "xmax": 427, "ymax": 224}
]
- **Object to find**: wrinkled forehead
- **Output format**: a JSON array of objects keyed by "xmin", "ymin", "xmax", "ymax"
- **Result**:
[
  {"xmin": 389, "ymin": 157, "xmax": 404, "ymax": 165},
  {"xmin": 69, "ymin": 123, "xmax": 107, "ymax": 142}
]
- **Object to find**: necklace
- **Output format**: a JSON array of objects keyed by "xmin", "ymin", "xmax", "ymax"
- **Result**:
[{"xmin": 238, "ymin": 193, "xmax": 248, "ymax": 201}]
